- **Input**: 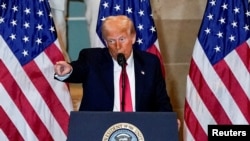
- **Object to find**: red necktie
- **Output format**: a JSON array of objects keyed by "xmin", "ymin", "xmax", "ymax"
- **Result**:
[{"xmin": 119, "ymin": 66, "xmax": 133, "ymax": 112}]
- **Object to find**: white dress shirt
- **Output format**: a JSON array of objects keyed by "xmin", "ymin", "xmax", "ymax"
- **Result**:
[{"xmin": 112, "ymin": 52, "xmax": 135, "ymax": 112}]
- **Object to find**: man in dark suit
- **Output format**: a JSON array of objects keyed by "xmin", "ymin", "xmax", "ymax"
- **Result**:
[{"xmin": 54, "ymin": 15, "xmax": 173, "ymax": 112}]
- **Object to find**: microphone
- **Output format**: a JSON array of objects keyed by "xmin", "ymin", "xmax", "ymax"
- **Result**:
[
  {"xmin": 117, "ymin": 53, "xmax": 126, "ymax": 112},
  {"xmin": 117, "ymin": 53, "xmax": 126, "ymax": 68}
]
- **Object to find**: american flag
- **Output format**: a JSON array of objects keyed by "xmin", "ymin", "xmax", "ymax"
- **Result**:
[
  {"xmin": 0, "ymin": 0, "xmax": 73, "ymax": 141},
  {"xmin": 184, "ymin": 0, "xmax": 250, "ymax": 140},
  {"xmin": 95, "ymin": 0, "xmax": 166, "ymax": 77}
]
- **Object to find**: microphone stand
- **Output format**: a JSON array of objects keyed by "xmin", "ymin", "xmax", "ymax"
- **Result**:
[
  {"xmin": 121, "ymin": 63, "xmax": 126, "ymax": 112},
  {"xmin": 117, "ymin": 53, "xmax": 126, "ymax": 112}
]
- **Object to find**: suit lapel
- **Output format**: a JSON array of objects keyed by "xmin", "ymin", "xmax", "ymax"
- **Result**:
[
  {"xmin": 133, "ymin": 51, "xmax": 146, "ymax": 110},
  {"xmin": 99, "ymin": 49, "xmax": 114, "ymax": 98}
]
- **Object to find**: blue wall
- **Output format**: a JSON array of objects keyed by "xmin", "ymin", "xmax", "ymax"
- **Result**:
[{"xmin": 67, "ymin": 1, "xmax": 90, "ymax": 61}]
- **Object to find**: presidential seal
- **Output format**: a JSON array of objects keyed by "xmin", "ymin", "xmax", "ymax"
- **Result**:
[{"xmin": 102, "ymin": 122, "xmax": 145, "ymax": 141}]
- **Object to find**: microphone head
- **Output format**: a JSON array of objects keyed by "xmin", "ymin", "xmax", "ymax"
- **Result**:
[{"xmin": 117, "ymin": 53, "xmax": 126, "ymax": 67}]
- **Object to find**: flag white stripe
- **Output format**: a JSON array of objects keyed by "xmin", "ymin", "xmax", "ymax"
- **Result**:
[
  {"xmin": 154, "ymin": 40, "xmax": 160, "ymax": 50},
  {"xmin": 225, "ymin": 49, "xmax": 250, "ymax": 99},
  {"xmin": 183, "ymin": 121, "xmax": 194, "ymax": 141},
  {"xmin": 0, "ymin": 84, "xmax": 38, "ymax": 141},
  {"xmin": 0, "ymin": 36, "xmax": 67, "ymax": 140},
  {"xmin": 0, "ymin": 129, "xmax": 8, "ymax": 141},
  {"xmin": 184, "ymin": 1, "xmax": 250, "ymax": 140},
  {"xmin": 247, "ymin": 38, "xmax": 250, "ymax": 47},
  {"xmin": 192, "ymin": 39, "xmax": 247, "ymax": 124},
  {"xmin": 186, "ymin": 76, "xmax": 216, "ymax": 132},
  {"xmin": 34, "ymin": 43, "xmax": 72, "ymax": 113},
  {"xmin": 54, "ymin": 39, "xmax": 64, "ymax": 52}
]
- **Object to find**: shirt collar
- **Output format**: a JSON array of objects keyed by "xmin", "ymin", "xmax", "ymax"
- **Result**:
[
  {"xmin": 126, "ymin": 51, "xmax": 133, "ymax": 68},
  {"xmin": 113, "ymin": 51, "xmax": 134, "ymax": 69}
]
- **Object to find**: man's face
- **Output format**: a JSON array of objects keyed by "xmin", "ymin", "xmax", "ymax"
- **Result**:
[{"xmin": 104, "ymin": 27, "xmax": 135, "ymax": 61}]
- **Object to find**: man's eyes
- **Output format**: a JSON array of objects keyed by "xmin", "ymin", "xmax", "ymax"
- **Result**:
[
  {"xmin": 107, "ymin": 38, "xmax": 126, "ymax": 44},
  {"xmin": 119, "ymin": 38, "xmax": 125, "ymax": 41},
  {"xmin": 108, "ymin": 40, "xmax": 115, "ymax": 43}
]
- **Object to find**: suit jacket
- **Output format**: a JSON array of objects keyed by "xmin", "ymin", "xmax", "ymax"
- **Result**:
[{"xmin": 64, "ymin": 48, "xmax": 173, "ymax": 112}]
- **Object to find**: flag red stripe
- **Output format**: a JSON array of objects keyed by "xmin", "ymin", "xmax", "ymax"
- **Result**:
[
  {"xmin": 236, "ymin": 42, "xmax": 250, "ymax": 72},
  {"xmin": 45, "ymin": 43, "xmax": 70, "ymax": 89},
  {"xmin": 23, "ymin": 60, "xmax": 69, "ymax": 134},
  {"xmin": 189, "ymin": 59, "xmax": 232, "ymax": 124},
  {"xmin": 43, "ymin": 43, "xmax": 71, "ymax": 132},
  {"xmin": 0, "ymin": 60, "xmax": 53, "ymax": 141},
  {"xmin": 45, "ymin": 43, "xmax": 66, "ymax": 63},
  {"xmin": 0, "ymin": 106, "xmax": 24, "ymax": 141},
  {"xmin": 146, "ymin": 44, "xmax": 165, "ymax": 77},
  {"xmin": 0, "ymin": 0, "xmax": 73, "ymax": 140},
  {"xmin": 184, "ymin": 1, "xmax": 250, "ymax": 140},
  {"xmin": 214, "ymin": 59, "xmax": 250, "ymax": 123},
  {"xmin": 184, "ymin": 99, "xmax": 207, "ymax": 141}
]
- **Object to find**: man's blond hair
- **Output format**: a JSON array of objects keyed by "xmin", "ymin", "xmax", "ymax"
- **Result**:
[{"xmin": 101, "ymin": 15, "xmax": 136, "ymax": 38}]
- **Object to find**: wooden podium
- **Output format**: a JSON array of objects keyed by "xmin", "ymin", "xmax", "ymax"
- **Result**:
[{"xmin": 67, "ymin": 111, "xmax": 179, "ymax": 141}]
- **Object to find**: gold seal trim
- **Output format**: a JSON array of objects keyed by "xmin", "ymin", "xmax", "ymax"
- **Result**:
[{"xmin": 102, "ymin": 122, "xmax": 145, "ymax": 141}]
